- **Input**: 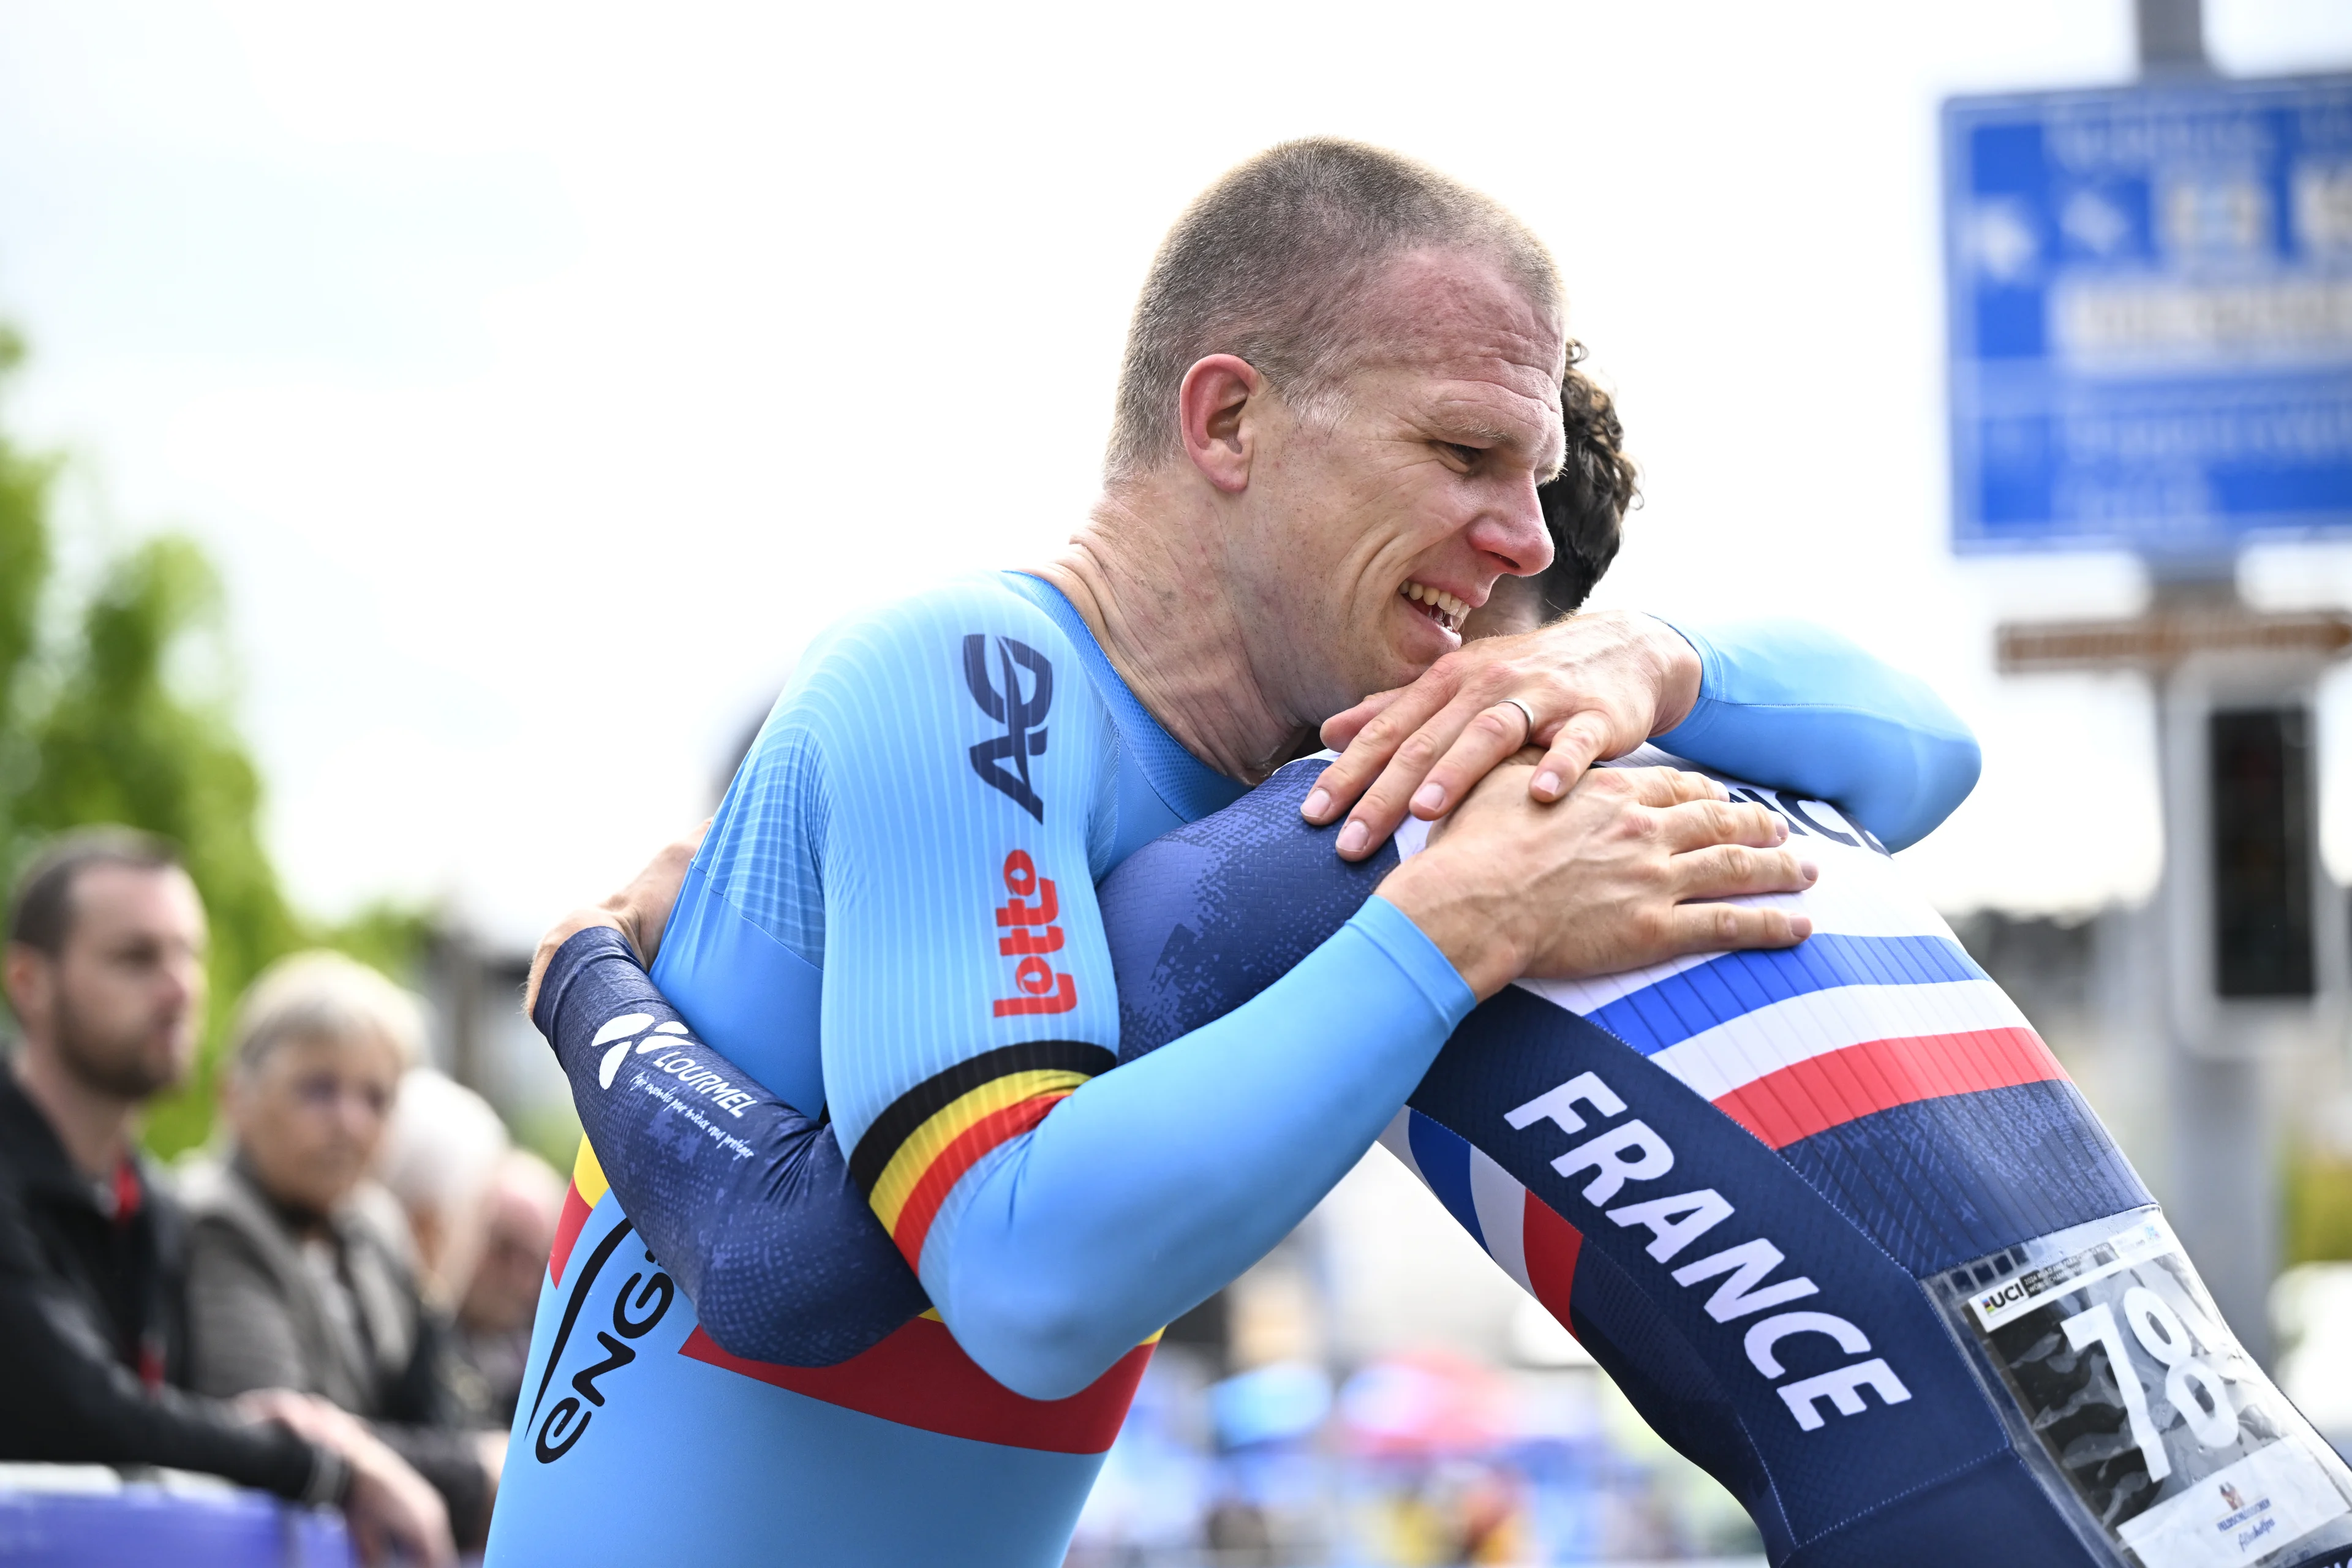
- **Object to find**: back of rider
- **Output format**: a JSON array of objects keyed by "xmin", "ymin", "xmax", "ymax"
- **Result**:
[{"xmin": 1100, "ymin": 759, "xmax": 2352, "ymax": 1568}]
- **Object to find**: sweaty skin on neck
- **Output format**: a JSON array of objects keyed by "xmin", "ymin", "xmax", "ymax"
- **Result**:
[
  {"xmin": 1033, "ymin": 513, "xmax": 1310, "ymax": 785},
  {"xmin": 1032, "ymin": 247, "xmax": 1564, "ymax": 786}
]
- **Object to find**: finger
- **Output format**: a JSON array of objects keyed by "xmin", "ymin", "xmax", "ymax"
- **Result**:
[
  {"xmin": 522, "ymin": 943, "xmax": 555, "ymax": 1021},
  {"xmin": 1656, "ymin": 901, "xmax": 1815, "ymax": 956},
  {"xmin": 1304, "ymin": 676, "xmax": 1463, "ymax": 829},
  {"xmin": 1406, "ymin": 701, "xmax": 1542, "ymax": 821},
  {"xmin": 1668, "ymin": 843, "xmax": 1819, "ymax": 902},
  {"xmin": 1529, "ymin": 709, "xmax": 1614, "ymax": 801},
  {"xmin": 1330, "ymin": 696, "xmax": 1487, "ymax": 858},
  {"xmin": 1593, "ymin": 765, "xmax": 1733, "ymax": 810},
  {"xmin": 1317, "ymin": 684, "xmax": 1409, "ymax": 753},
  {"xmin": 612, "ymin": 826, "xmax": 702, "ymax": 910},
  {"xmin": 525, "ymin": 909, "xmax": 626, "ymax": 1017},
  {"xmin": 1656, "ymin": 797, "xmax": 1790, "ymax": 853}
]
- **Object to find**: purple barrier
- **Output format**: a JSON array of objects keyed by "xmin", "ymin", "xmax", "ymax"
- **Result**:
[{"xmin": 0, "ymin": 1471, "xmax": 355, "ymax": 1568}]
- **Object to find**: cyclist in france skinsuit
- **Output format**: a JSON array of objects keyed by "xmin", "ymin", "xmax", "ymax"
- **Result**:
[
  {"xmin": 1101, "ymin": 744, "xmax": 2352, "ymax": 1568},
  {"xmin": 1096, "ymin": 570, "xmax": 2351, "ymax": 1568}
]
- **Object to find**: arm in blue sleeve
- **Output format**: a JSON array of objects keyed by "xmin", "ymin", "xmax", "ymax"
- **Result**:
[
  {"xmin": 933, "ymin": 897, "xmax": 1471, "ymax": 1399},
  {"xmin": 531, "ymin": 925, "xmax": 929, "ymax": 1366},
  {"xmin": 1651, "ymin": 617, "xmax": 1981, "ymax": 851}
]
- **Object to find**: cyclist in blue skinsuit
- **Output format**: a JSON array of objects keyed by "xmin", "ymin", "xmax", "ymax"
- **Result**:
[{"xmin": 484, "ymin": 141, "xmax": 1983, "ymax": 1567}]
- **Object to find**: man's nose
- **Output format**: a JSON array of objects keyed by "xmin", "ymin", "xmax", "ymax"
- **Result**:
[{"xmin": 1472, "ymin": 474, "xmax": 1553, "ymax": 577}]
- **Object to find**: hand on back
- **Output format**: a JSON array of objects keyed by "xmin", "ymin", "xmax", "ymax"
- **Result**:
[
  {"xmin": 1376, "ymin": 761, "xmax": 1814, "ymax": 1000},
  {"xmin": 522, "ymin": 820, "xmax": 708, "ymax": 1017},
  {"xmin": 1306, "ymin": 611, "xmax": 1702, "ymax": 859}
]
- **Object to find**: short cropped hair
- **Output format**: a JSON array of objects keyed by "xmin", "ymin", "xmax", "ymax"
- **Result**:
[
  {"xmin": 7, "ymin": 826, "xmax": 185, "ymax": 957},
  {"xmin": 1106, "ymin": 138, "xmax": 1564, "ymax": 484},
  {"xmin": 1532, "ymin": 346, "xmax": 1639, "ymax": 620},
  {"xmin": 227, "ymin": 951, "xmax": 426, "ymax": 1080}
]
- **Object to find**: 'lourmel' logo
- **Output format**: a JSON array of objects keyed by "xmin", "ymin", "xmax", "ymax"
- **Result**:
[
  {"xmin": 589, "ymin": 1011, "xmax": 689, "ymax": 1090},
  {"xmin": 589, "ymin": 1010, "xmax": 762, "ymax": 1118},
  {"xmin": 964, "ymin": 633, "xmax": 1052, "ymax": 821}
]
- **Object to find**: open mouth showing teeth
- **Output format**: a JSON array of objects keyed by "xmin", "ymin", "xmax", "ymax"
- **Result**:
[{"xmin": 1401, "ymin": 580, "xmax": 1466, "ymax": 635}]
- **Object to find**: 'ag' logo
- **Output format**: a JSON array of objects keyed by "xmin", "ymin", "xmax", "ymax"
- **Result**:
[
  {"xmin": 963, "ymin": 634, "xmax": 1052, "ymax": 822},
  {"xmin": 590, "ymin": 1011, "xmax": 690, "ymax": 1090}
]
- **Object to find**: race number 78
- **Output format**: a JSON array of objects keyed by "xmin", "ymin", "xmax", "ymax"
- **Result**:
[{"xmin": 2060, "ymin": 1287, "xmax": 2240, "ymax": 1482}]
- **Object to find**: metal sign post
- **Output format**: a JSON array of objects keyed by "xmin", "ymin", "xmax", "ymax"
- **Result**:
[
  {"xmin": 1948, "ymin": 1, "xmax": 2352, "ymax": 1364},
  {"xmin": 1999, "ymin": 597, "xmax": 2351, "ymax": 1359}
]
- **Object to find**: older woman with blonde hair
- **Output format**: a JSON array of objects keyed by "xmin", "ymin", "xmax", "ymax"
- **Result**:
[{"xmin": 181, "ymin": 951, "xmax": 499, "ymax": 1552}]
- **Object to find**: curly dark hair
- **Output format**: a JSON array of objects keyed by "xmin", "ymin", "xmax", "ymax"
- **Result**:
[{"xmin": 1531, "ymin": 342, "xmax": 1638, "ymax": 619}]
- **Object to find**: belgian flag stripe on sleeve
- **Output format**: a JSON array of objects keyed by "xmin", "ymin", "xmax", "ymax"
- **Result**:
[
  {"xmin": 848, "ymin": 1039, "xmax": 1116, "ymax": 1265},
  {"xmin": 868, "ymin": 1070, "xmax": 1089, "ymax": 1240}
]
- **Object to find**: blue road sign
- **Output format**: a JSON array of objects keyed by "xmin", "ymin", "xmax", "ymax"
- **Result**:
[{"xmin": 1943, "ymin": 75, "xmax": 2352, "ymax": 558}]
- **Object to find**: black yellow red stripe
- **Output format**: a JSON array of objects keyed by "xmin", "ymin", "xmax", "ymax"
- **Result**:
[
  {"xmin": 848, "ymin": 1040, "xmax": 1114, "ymax": 1266},
  {"xmin": 548, "ymin": 1139, "xmax": 611, "ymax": 1286}
]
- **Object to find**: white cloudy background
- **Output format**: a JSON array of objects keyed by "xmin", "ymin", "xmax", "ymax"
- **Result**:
[{"xmin": 2, "ymin": 0, "xmax": 2349, "ymax": 950}]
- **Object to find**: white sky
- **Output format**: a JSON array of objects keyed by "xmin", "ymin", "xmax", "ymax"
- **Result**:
[{"xmin": 2, "ymin": 0, "xmax": 2349, "ymax": 952}]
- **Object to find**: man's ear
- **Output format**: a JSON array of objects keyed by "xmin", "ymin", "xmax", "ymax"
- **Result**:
[
  {"xmin": 1177, "ymin": 354, "xmax": 1263, "ymax": 494},
  {"xmin": 2, "ymin": 943, "xmax": 50, "ymax": 1037}
]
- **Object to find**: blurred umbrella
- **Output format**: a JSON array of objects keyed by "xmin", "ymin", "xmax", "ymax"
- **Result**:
[{"xmin": 1338, "ymin": 1349, "xmax": 1515, "ymax": 1456}]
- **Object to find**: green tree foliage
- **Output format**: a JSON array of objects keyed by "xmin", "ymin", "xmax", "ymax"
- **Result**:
[
  {"xmin": 0, "ymin": 325, "xmax": 61, "ymax": 894},
  {"xmin": 0, "ymin": 325, "xmax": 55, "ymax": 831},
  {"xmin": 2286, "ymin": 1147, "xmax": 2352, "ymax": 1265},
  {"xmin": 0, "ymin": 326, "xmax": 424, "ymax": 1156},
  {"xmin": 0, "ymin": 332, "xmax": 50, "ymax": 737}
]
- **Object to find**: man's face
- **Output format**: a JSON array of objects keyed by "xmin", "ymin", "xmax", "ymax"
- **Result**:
[
  {"xmin": 8, "ymin": 865, "xmax": 209, "ymax": 1102},
  {"xmin": 1229, "ymin": 247, "xmax": 1564, "ymax": 722}
]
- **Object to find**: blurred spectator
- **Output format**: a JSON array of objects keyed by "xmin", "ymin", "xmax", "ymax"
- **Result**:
[
  {"xmin": 179, "ymin": 949, "xmax": 495, "ymax": 1551},
  {"xmin": 448, "ymin": 1148, "xmax": 564, "ymax": 1427},
  {"xmin": 0, "ymin": 827, "xmax": 451, "ymax": 1564},
  {"xmin": 377, "ymin": 1068, "xmax": 511, "ymax": 1310}
]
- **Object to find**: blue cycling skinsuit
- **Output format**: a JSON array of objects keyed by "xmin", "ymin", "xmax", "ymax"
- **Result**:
[{"xmin": 483, "ymin": 571, "xmax": 1985, "ymax": 1566}]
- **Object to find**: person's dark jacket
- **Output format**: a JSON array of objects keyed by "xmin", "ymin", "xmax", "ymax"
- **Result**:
[
  {"xmin": 0, "ymin": 1068, "xmax": 345, "ymax": 1503},
  {"xmin": 181, "ymin": 1157, "xmax": 491, "ymax": 1549}
]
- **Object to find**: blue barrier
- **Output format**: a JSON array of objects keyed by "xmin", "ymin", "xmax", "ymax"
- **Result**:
[{"xmin": 0, "ymin": 1469, "xmax": 353, "ymax": 1567}]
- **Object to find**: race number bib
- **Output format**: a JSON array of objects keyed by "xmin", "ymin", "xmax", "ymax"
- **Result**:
[{"xmin": 1932, "ymin": 1210, "xmax": 2352, "ymax": 1568}]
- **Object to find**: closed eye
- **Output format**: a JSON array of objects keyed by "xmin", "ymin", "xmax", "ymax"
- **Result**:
[{"xmin": 1438, "ymin": 441, "xmax": 1483, "ymax": 469}]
